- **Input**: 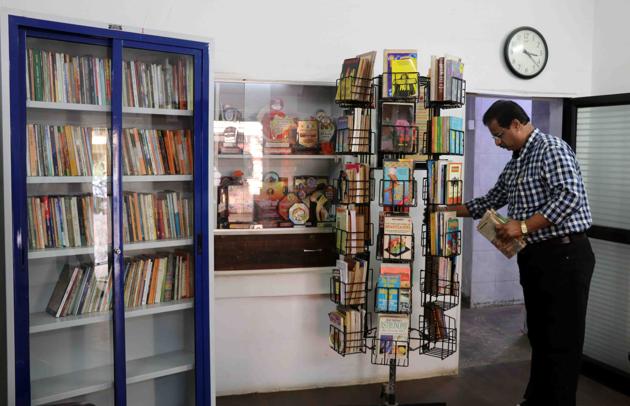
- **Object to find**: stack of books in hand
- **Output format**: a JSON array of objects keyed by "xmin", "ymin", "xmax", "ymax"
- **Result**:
[{"xmin": 477, "ymin": 209, "xmax": 526, "ymax": 258}]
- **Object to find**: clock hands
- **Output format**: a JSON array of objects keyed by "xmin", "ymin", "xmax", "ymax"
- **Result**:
[{"xmin": 522, "ymin": 49, "xmax": 540, "ymax": 67}]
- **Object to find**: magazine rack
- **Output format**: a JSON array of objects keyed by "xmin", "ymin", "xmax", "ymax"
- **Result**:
[{"xmin": 329, "ymin": 63, "xmax": 464, "ymax": 406}]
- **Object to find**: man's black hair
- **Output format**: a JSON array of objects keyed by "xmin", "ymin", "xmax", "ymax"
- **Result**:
[{"xmin": 482, "ymin": 100, "xmax": 530, "ymax": 128}]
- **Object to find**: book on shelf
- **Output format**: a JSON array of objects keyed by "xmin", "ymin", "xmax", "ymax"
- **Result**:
[
  {"xmin": 27, "ymin": 194, "xmax": 99, "ymax": 250},
  {"xmin": 335, "ymin": 51, "xmax": 376, "ymax": 102},
  {"xmin": 382, "ymin": 215, "xmax": 413, "ymax": 261},
  {"xmin": 430, "ymin": 55, "xmax": 464, "ymax": 103},
  {"xmin": 335, "ymin": 255, "xmax": 368, "ymax": 305},
  {"xmin": 383, "ymin": 159, "xmax": 414, "ymax": 207},
  {"xmin": 380, "ymin": 102, "xmax": 416, "ymax": 153},
  {"xmin": 124, "ymin": 252, "xmax": 193, "ymax": 308},
  {"xmin": 477, "ymin": 209, "xmax": 527, "ymax": 258},
  {"xmin": 46, "ymin": 263, "xmax": 112, "ymax": 318},
  {"xmin": 339, "ymin": 163, "xmax": 370, "ymax": 204},
  {"xmin": 424, "ymin": 257, "xmax": 456, "ymax": 296},
  {"xmin": 429, "ymin": 210, "xmax": 460, "ymax": 257},
  {"xmin": 424, "ymin": 303, "xmax": 448, "ymax": 341},
  {"xmin": 123, "ymin": 128, "xmax": 193, "ymax": 175},
  {"xmin": 430, "ymin": 116, "xmax": 464, "ymax": 154},
  {"xmin": 376, "ymin": 263, "xmax": 411, "ymax": 312},
  {"xmin": 123, "ymin": 57, "xmax": 193, "ymax": 110},
  {"xmin": 335, "ymin": 206, "xmax": 366, "ymax": 254},
  {"xmin": 329, "ymin": 307, "xmax": 365, "ymax": 353},
  {"xmin": 26, "ymin": 124, "xmax": 110, "ymax": 177},
  {"xmin": 376, "ymin": 313, "xmax": 410, "ymax": 362},
  {"xmin": 427, "ymin": 160, "xmax": 463, "ymax": 205},
  {"xmin": 382, "ymin": 49, "xmax": 418, "ymax": 99},
  {"xmin": 26, "ymin": 48, "xmax": 111, "ymax": 105},
  {"xmin": 335, "ymin": 108, "xmax": 371, "ymax": 153},
  {"xmin": 123, "ymin": 191, "xmax": 193, "ymax": 243}
]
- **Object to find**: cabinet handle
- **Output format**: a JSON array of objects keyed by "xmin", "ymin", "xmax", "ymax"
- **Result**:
[{"xmin": 303, "ymin": 249, "xmax": 323, "ymax": 253}]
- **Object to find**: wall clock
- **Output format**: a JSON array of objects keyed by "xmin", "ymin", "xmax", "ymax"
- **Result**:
[{"xmin": 504, "ymin": 26, "xmax": 548, "ymax": 79}]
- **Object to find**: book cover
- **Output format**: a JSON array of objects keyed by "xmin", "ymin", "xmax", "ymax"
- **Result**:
[
  {"xmin": 383, "ymin": 159, "xmax": 414, "ymax": 206},
  {"xmin": 383, "ymin": 216, "xmax": 413, "ymax": 260},
  {"xmin": 382, "ymin": 49, "xmax": 418, "ymax": 98},
  {"xmin": 381, "ymin": 102, "xmax": 416, "ymax": 153},
  {"xmin": 377, "ymin": 314, "xmax": 410, "ymax": 362},
  {"xmin": 476, "ymin": 209, "xmax": 527, "ymax": 258}
]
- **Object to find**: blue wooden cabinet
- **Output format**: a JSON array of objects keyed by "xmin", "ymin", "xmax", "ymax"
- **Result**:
[{"xmin": 5, "ymin": 15, "xmax": 211, "ymax": 405}]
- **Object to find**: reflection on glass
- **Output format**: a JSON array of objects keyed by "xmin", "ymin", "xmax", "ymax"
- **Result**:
[{"xmin": 214, "ymin": 82, "xmax": 341, "ymax": 230}]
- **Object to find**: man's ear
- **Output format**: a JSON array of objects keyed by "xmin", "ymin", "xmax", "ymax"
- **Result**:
[{"xmin": 511, "ymin": 119, "xmax": 520, "ymax": 130}]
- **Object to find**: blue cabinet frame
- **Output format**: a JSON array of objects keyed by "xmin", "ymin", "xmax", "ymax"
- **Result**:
[{"xmin": 8, "ymin": 15, "xmax": 211, "ymax": 405}]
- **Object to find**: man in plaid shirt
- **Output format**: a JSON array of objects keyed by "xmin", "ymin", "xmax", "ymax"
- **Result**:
[{"xmin": 449, "ymin": 100, "xmax": 595, "ymax": 406}]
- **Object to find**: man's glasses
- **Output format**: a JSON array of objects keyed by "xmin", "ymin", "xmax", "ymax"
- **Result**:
[{"xmin": 491, "ymin": 130, "xmax": 505, "ymax": 140}]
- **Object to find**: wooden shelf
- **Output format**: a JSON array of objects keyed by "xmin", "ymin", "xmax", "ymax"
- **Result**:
[
  {"xmin": 31, "ymin": 350, "xmax": 194, "ymax": 405},
  {"xmin": 27, "ymin": 175, "xmax": 192, "ymax": 184},
  {"xmin": 28, "ymin": 239, "xmax": 193, "ymax": 260},
  {"xmin": 30, "ymin": 299, "xmax": 193, "ymax": 334}
]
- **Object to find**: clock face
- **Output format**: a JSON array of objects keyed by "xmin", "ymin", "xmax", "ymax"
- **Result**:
[{"xmin": 504, "ymin": 27, "xmax": 548, "ymax": 79}]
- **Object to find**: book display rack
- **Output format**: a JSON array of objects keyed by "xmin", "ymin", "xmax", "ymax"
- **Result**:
[
  {"xmin": 328, "ymin": 50, "xmax": 466, "ymax": 406},
  {"xmin": 5, "ymin": 16, "xmax": 210, "ymax": 405}
]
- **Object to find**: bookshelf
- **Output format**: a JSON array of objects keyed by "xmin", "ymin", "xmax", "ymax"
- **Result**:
[{"xmin": 5, "ymin": 15, "xmax": 210, "ymax": 406}]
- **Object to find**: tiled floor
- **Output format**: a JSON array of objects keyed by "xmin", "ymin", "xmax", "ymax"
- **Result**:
[{"xmin": 217, "ymin": 305, "xmax": 630, "ymax": 406}]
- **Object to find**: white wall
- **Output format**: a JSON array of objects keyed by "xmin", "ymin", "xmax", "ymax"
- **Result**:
[
  {"xmin": 2, "ymin": 0, "xmax": 595, "ymax": 96},
  {"xmin": 591, "ymin": 0, "xmax": 630, "ymax": 95}
]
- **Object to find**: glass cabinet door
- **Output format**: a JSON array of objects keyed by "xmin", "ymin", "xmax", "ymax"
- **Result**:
[
  {"xmin": 25, "ymin": 36, "xmax": 116, "ymax": 405},
  {"xmin": 121, "ymin": 46, "xmax": 196, "ymax": 406}
]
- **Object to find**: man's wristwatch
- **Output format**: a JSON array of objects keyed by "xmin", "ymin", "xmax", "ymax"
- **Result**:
[{"xmin": 520, "ymin": 221, "xmax": 529, "ymax": 237}]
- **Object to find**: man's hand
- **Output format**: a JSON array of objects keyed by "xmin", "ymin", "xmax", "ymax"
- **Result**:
[{"xmin": 495, "ymin": 220, "xmax": 522, "ymax": 241}]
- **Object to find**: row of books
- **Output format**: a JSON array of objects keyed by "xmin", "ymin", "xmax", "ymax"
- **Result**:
[
  {"xmin": 329, "ymin": 307, "xmax": 366, "ymax": 354},
  {"xmin": 430, "ymin": 116, "xmax": 464, "ymax": 154},
  {"xmin": 334, "ymin": 205, "xmax": 367, "ymax": 255},
  {"xmin": 123, "ymin": 191, "xmax": 192, "ymax": 243},
  {"xmin": 376, "ymin": 263, "xmax": 411, "ymax": 312},
  {"xmin": 46, "ymin": 263, "xmax": 112, "ymax": 318},
  {"xmin": 25, "ymin": 47, "xmax": 194, "ymax": 110},
  {"xmin": 428, "ymin": 211, "xmax": 460, "ymax": 257},
  {"xmin": 338, "ymin": 163, "xmax": 370, "ymax": 204},
  {"xmin": 332, "ymin": 255, "xmax": 369, "ymax": 306},
  {"xmin": 335, "ymin": 108, "xmax": 371, "ymax": 153},
  {"xmin": 123, "ymin": 128, "xmax": 193, "ymax": 176},
  {"xmin": 381, "ymin": 215, "xmax": 413, "ymax": 261},
  {"xmin": 376, "ymin": 313, "xmax": 410, "ymax": 363},
  {"xmin": 423, "ymin": 303, "xmax": 449, "ymax": 341},
  {"xmin": 27, "ymin": 124, "xmax": 109, "ymax": 177},
  {"xmin": 28, "ymin": 194, "xmax": 98, "ymax": 249},
  {"xmin": 122, "ymin": 58, "xmax": 193, "ymax": 110},
  {"xmin": 335, "ymin": 51, "xmax": 376, "ymax": 103},
  {"xmin": 383, "ymin": 159, "xmax": 414, "ymax": 207},
  {"xmin": 45, "ymin": 252, "xmax": 193, "ymax": 318},
  {"xmin": 427, "ymin": 160, "xmax": 463, "ymax": 205},
  {"xmin": 124, "ymin": 252, "xmax": 193, "ymax": 308},
  {"xmin": 424, "ymin": 257, "xmax": 458, "ymax": 296},
  {"xmin": 27, "ymin": 48, "xmax": 111, "ymax": 105},
  {"xmin": 429, "ymin": 55, "xmax": 464, "ymax": 103}
]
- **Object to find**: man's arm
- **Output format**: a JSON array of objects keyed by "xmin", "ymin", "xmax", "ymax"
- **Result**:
[{"xmin": 495, "ymin": 213, "xmax": 552, "ymax": 240}]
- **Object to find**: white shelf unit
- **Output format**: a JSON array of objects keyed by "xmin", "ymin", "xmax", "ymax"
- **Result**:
[
  {"xmin": 28, "ymin": 239, "xmax": 194, "ymax": 259},
  {"xmin": 217, "ymin": 154, "xmax": 338, "ymax": 160},
  {"xmin": 31, "ymin": 350, "xmax": 194, "ymax": 406},
  {"xmin": 30, "ymin": 299, "xmax": 194, "ymax": 334},
  {"xmin": 27, "ymin": 100, "xmax": 193, "ymax": 116},
  {"xmin": 27, "ymin": 175, "xmax": 193, "ymax": 184}
]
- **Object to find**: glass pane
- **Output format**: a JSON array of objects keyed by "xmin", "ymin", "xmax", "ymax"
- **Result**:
[
  {"xmin": 26, "ymin": 37, "xmax": 115, "ymax": 405},
  {"xmin": 213, "ymin": 82, "xmax": 342, "ymax": 230},
  {"xmin": 122, "ymin": 47, "xmax": 195, "ymax": 405},
  {"xmin": 576, "ymin": 105, "xmax": 630, "ymax": 230}
]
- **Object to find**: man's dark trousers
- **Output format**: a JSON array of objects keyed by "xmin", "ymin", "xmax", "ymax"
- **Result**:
[{"xmin": 517, "ymin": 234, "xmax": 595, "ymax": 405}]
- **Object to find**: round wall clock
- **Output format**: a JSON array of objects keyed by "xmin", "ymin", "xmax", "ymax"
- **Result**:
[{"xmin": 504, "ymin": 26, "xmax": 548, "ymax": 79}]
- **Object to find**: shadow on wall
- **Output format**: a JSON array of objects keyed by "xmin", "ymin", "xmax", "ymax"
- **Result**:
[{"xmin": 461, "ymin": 95, "xmax": 563, "ymax": 308}]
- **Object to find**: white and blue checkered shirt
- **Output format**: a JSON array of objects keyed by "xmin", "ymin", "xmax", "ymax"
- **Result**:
[{"xmin": 465, "ymin": 128, "xmax": 592, "ymax": 243}]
